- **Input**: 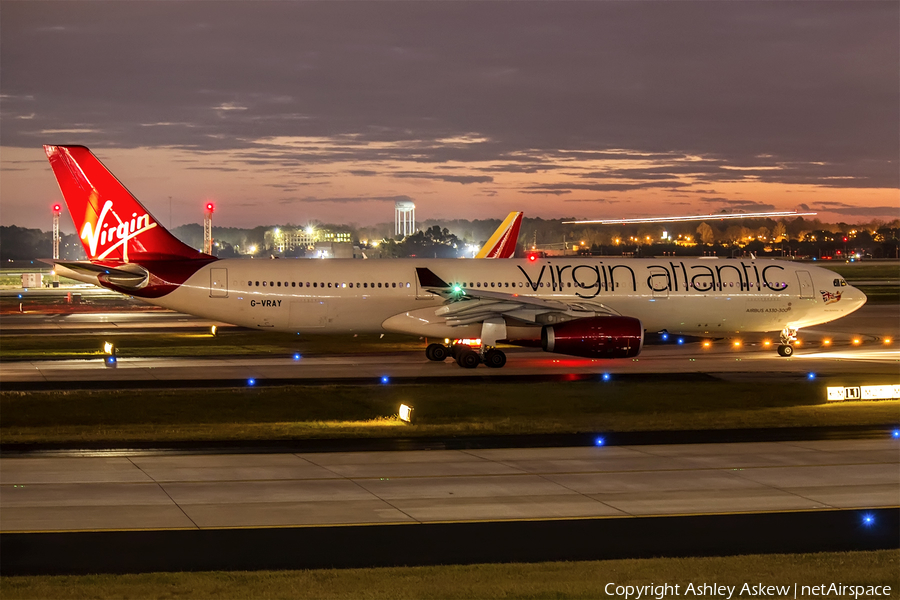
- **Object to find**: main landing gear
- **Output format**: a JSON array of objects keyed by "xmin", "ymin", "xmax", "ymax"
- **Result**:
[
  {"xmin": 424, "ymin": 342, "xmax": 507, "ymax": 369},
  {"xmin": 777, "ymin": 326, "xmax": 798, "ymax": 357}
]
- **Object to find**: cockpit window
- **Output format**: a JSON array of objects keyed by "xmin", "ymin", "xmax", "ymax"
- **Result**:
[{"xmin": 833, "ymin": 278, "xmax": 847, "ymax": 287}]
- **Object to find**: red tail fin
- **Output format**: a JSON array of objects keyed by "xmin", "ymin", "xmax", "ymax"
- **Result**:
[{"xmin": 44, "ymin": 145, "xmax": 208, "ymax": 262}]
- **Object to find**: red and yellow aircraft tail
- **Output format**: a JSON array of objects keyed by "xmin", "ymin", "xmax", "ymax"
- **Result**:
[
  {"xmin": 475, "ymin": 211, "xmax": 523, "ymax": 258},
  {"xmin": 44, "ymin": 145, "xmax": 208, "ymax": 263}
]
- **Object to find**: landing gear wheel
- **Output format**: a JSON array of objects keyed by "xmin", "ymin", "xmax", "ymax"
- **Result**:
[
  {"xmin": 777, "ymin": 344, "xmax": 794, "ymax": 357},
  {"xmin": 456, "ymin": 349, "xmax": 481, "ymax": 369},
  {"xmin": 483, "ymin": 348, "xmax": 507, "ymax": 368},
  {"xmin": 425, "ymin": 343, "xmax": 448, "ymax": 362}
]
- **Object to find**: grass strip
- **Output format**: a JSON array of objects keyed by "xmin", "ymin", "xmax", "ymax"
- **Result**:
[
  {"xmin": 2, "ymin": 380, "xmax": 898, "ymax": 444},
  {"xmin": 2, "ymin": 550, "xmax": 898, "ymax": 600}
]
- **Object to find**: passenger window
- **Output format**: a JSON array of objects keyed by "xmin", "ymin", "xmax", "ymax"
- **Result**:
[
  {"xmin": 313, "ymin": 282, "xmax": 317, "ymax": 288},
  {"xmin": 378, "ymin": 283, "xmax": 382, "ymax": 288},
  {"xmin": 277, "ymin": 282, "xmax": 281, "ymax": 287},
  {"xmin": 392, "ymin": 282, "xmax": 396, "ymax": 288},
  {"xmin": 255, "ymin": 281, "xmax": 259, "ymax": 286},
  {"xmin": 291, "ymin": 282, "xmax": 296, "ymax": 287}
]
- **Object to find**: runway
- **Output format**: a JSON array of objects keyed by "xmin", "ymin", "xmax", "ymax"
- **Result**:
[
  {"xmin": 2, "ymin": 344, "xmax": 897, "ymax": 387},
  {"xmin": 2, "ymin": 438, "xmax": 897, "ymax": 573}
]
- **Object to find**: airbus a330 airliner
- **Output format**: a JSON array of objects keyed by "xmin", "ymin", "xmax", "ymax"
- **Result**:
[{"xmin": 44, "ymin": 145, "xmax": 866, "ymax": 368}]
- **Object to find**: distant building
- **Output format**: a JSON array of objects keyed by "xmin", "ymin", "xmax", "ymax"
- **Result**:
[
  {"xmin": 395, "ymin": 201, "xmax": 415, "ymax": 236},
  {"xmin": 268, "ymin": 227, "xmax": 353, "ymax": 252}
]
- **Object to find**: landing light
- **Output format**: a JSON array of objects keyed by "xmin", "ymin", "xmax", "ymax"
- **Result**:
[{"xmin": 398, "ymin": 404, "xmax": 413, "ymax": 423}]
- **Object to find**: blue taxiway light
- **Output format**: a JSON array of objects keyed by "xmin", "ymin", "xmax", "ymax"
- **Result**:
[
  {"xmin": 661, "ymin": 333, "xmax": 669, "ymax": 341},
  {"xmin": 381, "ymin": 376, "xmax": 389, "ymax": 384},
  {"xmin": 807, "ymin": 372, "xmax": 816, "ymax": 380},
  {"xmin": 862, "ymin": 513, "xmax": 875, "ymax": 527},
  {"xmin": 602, "ymin": 373, "xmax": 611, "ymax": 381},
  {"xmin": 247, "ymin": 378, "xmax": 256, "ymax": 386},
  {"xmin": 293, "ymin": 353, "xmax": 301, "ymax": 361},
  {"xmin": 17, "ymin": 294, "xmax": 22, "ymax": 298},
  {"xmin": 892, "ymin": 430, "xmax": 899, "ymax": 439},
  {"xmin": 594, "ymin": 437, "xmax": 605, "ymax": 446},
  {"xmin": 105, "ymin": 356, "xmax": 116, "ymax": 365},
  {"xmin": 677, "ymin": 338, "xmax": 684, "ymax": 345}
]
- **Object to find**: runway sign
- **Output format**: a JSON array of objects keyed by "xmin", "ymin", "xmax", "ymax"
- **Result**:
[{"xmin": 827, "ymin": 385, "xmax": 900, "ymax": 402}]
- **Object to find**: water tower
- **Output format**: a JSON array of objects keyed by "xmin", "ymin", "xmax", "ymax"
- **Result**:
[{"xmin": 395, "ymin": 200, "xmax": 416, "ymax": 236}]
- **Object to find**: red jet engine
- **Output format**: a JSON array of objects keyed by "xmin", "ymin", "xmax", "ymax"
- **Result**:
[{"xmin": 541, "ymin": 316, "xmax": 644, "ymax": 359}]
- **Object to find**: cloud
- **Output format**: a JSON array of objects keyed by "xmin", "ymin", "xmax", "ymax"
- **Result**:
[
  {"xmin": 698, "ymin": 198, "xmax": 777, "ymax": 212},
  {"xmin": 525, "ymin": 181, "xmax": 691, "ymax": 193},
  {"xmin": 278, "ymin": 194, "xmax": 415, "ymax": 204},
  {"xmin": 391, "ymin": 171, "xmax": 494, "ymax": 184}
]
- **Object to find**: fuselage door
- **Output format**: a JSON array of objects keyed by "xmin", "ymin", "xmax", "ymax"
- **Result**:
[
  {"xmin": 796, "ymin": 270, "xmax": 814, "ymax": 299},
  {"xmin": 210, "ymin": 268, "xmax": 228, "ymax": 298}
]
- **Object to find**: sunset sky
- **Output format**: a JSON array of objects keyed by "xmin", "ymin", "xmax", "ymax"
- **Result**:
[{"xmin": 2, "ymin": 1, "xmax": 897, "ymax": 233}]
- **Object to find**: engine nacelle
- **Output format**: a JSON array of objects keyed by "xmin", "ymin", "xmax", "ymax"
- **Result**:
[{"xmin": 541, "ymin": 316, "xmax": 644, "ymax": 359}]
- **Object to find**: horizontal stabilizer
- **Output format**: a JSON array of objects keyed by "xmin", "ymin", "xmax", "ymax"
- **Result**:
[{"xmin": 47, "ymin": 260, "xmax": 149, "ymax": 289}]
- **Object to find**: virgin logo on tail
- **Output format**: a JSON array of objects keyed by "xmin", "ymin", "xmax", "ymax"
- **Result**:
[{"xmin": 80, "ymin": 197, "xmax": 158, "ymax": 261}]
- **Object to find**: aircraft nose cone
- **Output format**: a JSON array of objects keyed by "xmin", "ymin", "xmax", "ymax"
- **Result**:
[{"xmin": 847, "ymin": 286, "xmax": 867, "ymax": 311}]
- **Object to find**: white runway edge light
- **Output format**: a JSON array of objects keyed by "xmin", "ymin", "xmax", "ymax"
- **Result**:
[
  {"xmin": 398, "ymin": 404, "xmax": 414, "ymax": 423},
  {"xmin": 827, "ymin": 385, "xmax": 900, "ymax": 402}
]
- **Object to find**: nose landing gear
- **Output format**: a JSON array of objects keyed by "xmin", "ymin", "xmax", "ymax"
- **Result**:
[{"xmin": 777, "ymin": 326, "xmax": 798, "ymax": 357}]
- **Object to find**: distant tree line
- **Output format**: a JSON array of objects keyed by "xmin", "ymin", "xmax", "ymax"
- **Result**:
[{"xmin": 3, "ymin": 216, "xmax": 897, "ymax": 263}]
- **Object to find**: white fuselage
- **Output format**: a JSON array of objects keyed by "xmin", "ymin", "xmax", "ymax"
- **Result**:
[{"xmin": 137, "ymin": 257, "xmax": 866, "ymax": 339}]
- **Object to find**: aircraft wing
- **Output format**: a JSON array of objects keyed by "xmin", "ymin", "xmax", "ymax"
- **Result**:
[{"xmin": 415, "ymin": 267, "xmax": 619, "ymax": 327}]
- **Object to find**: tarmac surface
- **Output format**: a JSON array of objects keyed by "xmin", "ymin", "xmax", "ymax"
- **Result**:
[
  {"xmin": 1, "ymin": 304, "xmax": 897, "ymax": 385},
  {"xmin": 2, "ymin": 438, "xmax": 897, "ymax": 533}
]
